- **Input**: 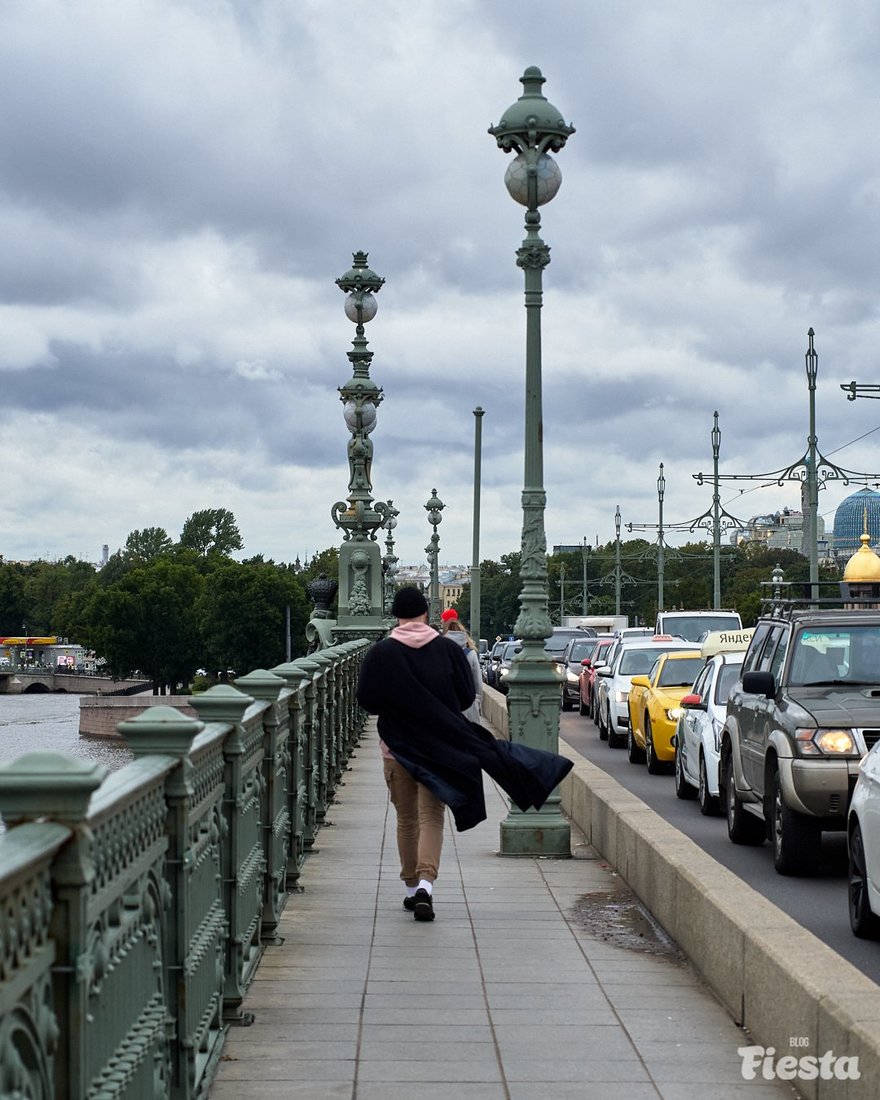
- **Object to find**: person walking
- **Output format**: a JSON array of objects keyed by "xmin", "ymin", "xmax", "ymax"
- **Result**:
[
  {"xmin": 357, "ymin": 586, "xmax": 573, "ymax": 923},
  {"xmin": 441, "ymin": 608, "xmax": 483, "ymax": 724}
]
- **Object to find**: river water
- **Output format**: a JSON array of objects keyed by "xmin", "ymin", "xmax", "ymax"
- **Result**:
[{"xmin": 0, "ymin": 694, "xmax": 132, "ymax": 769}]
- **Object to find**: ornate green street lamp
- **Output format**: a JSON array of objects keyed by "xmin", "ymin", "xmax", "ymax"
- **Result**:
[
  {"xmin": 424, "ymin": 488, "xmax": 444, "ymax": 624},
  {"xmin": 331, "ymin": 252, "xmax": 393, "ymax": 643},
  {"xmin": 490, "ymin": 67, "xmax": 574, "ymax": 856},
  {"xmin": 381, "ymin": 501, "xmax": 400, "ymax": 617},
  {"xmin": 470, "ymin": 406, "xmax": 485, "ymax": 641}
]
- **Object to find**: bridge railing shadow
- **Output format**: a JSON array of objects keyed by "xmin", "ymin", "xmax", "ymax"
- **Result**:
[{"xmin": 0, "ymin": 639, "xmax": 369, "ymax": 1100}]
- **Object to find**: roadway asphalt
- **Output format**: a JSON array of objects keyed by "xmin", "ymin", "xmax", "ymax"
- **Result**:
[
  {"xmin": 559, "ymin": 708, "xmax": 880, "ymax": 987},
  {"xmin": 209, "ymin": 719, "xmax": 796, "ymax": 1099}
]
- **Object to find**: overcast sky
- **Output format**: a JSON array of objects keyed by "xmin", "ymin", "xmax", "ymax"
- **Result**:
[{"xmin": 3, "ymin": 0, "xmax": 880, "ymax": 572}]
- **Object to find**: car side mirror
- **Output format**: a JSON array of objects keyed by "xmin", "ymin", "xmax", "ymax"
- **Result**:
[
  {"xmin": 681, "ymin": 692, "xmax": 706, "ymax": 710},
  {"xmin": 742, "ymin": 670, "xmax": 775, "ymax": 698},
  {"xmin": 596, "ymin": 665, "xmax": 611, "ymax": 676},
  {"xmin": 581, "ymin": 659, "xmax": 592, "ymax": 667},
  {"xmin": 630, "ymin": 675, "xmax": 650, "ymax": 689}
]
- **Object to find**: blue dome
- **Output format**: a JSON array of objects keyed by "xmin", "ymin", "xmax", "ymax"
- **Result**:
[{"xmin": 832, "ymin": 488, "xmax": 880, "ymax": 558}]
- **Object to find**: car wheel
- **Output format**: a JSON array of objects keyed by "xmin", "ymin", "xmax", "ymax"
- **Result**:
[
  {"xmin": 674, "ymin": 744, "xmax": 697, "ymax": 800},
  {"xmin": 627, "ymin": 725, "xmax": 646, "ymax": 764},
  {"xmin": 645, "ymin": 718, "xmax": 668, "ymax": 775},
  {"xmin": 607, "ymin": 720, "xmax": 626, "ymax": 749},
  {"xmin": 579, "ymin": 693, "xmax": 589, "ymax": 717},
  {"xmin": 598, "ymin": 703, "xmax": 609, "ymax": 742},
  {"xmin": 723, "ymin": 750, "xmax": 764, "ymax": 846},
  {"xmin": 698, "ymin": 753, "xmax": 720, "ymax": 816},
  {"xmin": 770, "ymin": 767, "xmax": 820, "ymax": 876},
  {"xmin": 562, "ymin": 693, "xmax": 574, "ymax": 712},
  {"xmin": 849, "ymin": 822, "xmax": 880, "ymax": 939}
]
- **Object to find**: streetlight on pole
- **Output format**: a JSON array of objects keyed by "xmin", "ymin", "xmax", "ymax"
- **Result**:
[
  {"xmin": 614, "ymin": 506, "xmax": 622, "ymax": 617},
  {"xmin": 490, "ymin": 66, "xmax": 574, "ymax": 857},
  {"xmin": 328, "ymin": 251, "xmax": 392, "ymax": 645},
  {"xmin": 581, "ymin": 537, "xmax": 589, "ymax": 615},
  {"xmin": 805, "ymin": 328, "xmax": 820, "ymax": 600},
  {"xmin": 559, "ymin": 562, "xmax": 566, "ymax": 624},
  {"xmin": 471, "ymin": 406, "xmax": 484, "ymax": 641},
  {"xmin": 381, "ymin": 501, "xmax": 400, "ymax": 617},
  {"xmin": 424, "ymin": 488, "xmax": 444, "ymax": 625},
  {"xmin": 626, "ymin": 464, "xmax": 677, "ymax": 618},
  {"xmin": 657, "ymin": 464, "xmax": 667, "ymax": 612}
]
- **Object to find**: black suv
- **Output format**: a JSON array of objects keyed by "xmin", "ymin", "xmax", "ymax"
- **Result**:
[{"xmin": 721, "ymin": 609, "xmax": 880, "ymax": 875}]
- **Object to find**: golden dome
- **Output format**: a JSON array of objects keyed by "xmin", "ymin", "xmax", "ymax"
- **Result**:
[{"xmin": 843, "ymin": 530, "xmax": 880, "ymax": 582}]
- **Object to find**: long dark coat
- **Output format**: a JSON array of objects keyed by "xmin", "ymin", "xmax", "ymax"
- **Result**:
[{"xmin": 356, "ymin": 633, "xmax": 573, "ymax": 831}]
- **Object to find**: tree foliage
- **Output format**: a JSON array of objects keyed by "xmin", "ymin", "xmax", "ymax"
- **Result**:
[
  {"xmin": 178, "ymin": 508, "xmax": 243, "ymax": 557},
  {"xmin": 0, "ymin": 515, "xmax": 845, "ymax": 687}
]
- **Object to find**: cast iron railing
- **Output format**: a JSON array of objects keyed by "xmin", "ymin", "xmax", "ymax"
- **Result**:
[{"xmin": 0, "ymin": 640, "xmax": 368, "ymax": 1100}]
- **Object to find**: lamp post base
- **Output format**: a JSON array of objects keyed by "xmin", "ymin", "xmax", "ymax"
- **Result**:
[{"xmin": 499, "ymin": 801, "xmax": 571, "ymax": 857}]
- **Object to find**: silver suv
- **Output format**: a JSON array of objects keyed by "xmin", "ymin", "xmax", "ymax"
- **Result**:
[{"xmin": 721, "ymin": 610, "xmax": 880, "ymax": 875}]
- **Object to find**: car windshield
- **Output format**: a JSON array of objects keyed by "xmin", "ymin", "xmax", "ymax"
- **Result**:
[
  {"xmin": 619, "ymin": 648, "xmax": 668, "ymax": 675},
  {"xmin": 658, "ymin": 656, "xmax": 704, "ymax": 687},
  {"xmin": 662, "ymin": 614, "xmax": 741, "ymax": 642},
  {"xmin": 715, "ymin": 662, "xmax": 742, "ymax": 704},
  {"xmin": 567, "ymin": 640, "xmax": 596, "ymax": 663},
  {"xmin": 502, "ymin": 642, "xmax": 520, "ymax": 661},
  {"xmin": 545, "ymin": 634, "xmax": 580, "ymax": 657},
  {"xmin": 790, "ymin": 625, "xmax": 880, "ymax": 685}
]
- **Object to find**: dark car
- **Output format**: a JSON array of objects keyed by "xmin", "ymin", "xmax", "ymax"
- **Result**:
[
  {"xmin": 559, "ymin": 635, "xmax": 605, "ymax": 711},
  {"xmin": 721, "ymin": 608, "xmax": 880, "ymax": 875},
  {"xmin": 483, "ymin": 640, "xmax": 509, "ymax": 688}
]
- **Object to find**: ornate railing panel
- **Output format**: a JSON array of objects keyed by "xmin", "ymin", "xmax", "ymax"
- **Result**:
[
  {"xmin": 0, "ymin": 640, "xmax": 370, "ymax": 1100},
  {"xmin": 0, "ymin": 822, "xmax": 69, "ymax": 1100}
]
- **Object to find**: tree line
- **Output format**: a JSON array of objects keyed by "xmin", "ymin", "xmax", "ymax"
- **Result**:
[
  {"xmin": 0, "ymin": 509, "xmax": 338, "ymax": 692},
  {"xmin": 1, "ymin": 512, "xmax": 839, "ymax": 688},
  {"xmin": 457, "ymin": 540, "xmax": 837, "ymax": 642}
]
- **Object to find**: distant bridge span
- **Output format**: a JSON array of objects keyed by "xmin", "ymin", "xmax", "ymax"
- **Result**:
[{"xmin": 0, "ymin": 669, "xmax": 152, "ymax": 695}]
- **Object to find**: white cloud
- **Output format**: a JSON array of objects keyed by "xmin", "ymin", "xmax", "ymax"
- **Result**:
[{"xmin": 1, "ymin": 0, "xmax": 880, "ymax": 576}]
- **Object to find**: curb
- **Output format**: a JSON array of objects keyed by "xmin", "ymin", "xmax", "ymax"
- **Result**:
[{"xmin": 482, "ymin": 684, "xmax": 880, "ymax": 1099}]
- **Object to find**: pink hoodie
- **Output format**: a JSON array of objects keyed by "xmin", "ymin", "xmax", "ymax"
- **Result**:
[{"xmin": 379, "ymin": 623, "xmax": 439, "ymax": 759}]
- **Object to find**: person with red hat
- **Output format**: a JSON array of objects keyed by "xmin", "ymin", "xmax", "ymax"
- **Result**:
[{"xmin": 441, "ymin": 614, "xmax": 482, "ymax": 725}]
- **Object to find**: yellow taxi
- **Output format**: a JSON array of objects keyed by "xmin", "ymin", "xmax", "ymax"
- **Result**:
[{"xmin": 626, "ymin": 649, "xmax": 705, "ymax": 774}]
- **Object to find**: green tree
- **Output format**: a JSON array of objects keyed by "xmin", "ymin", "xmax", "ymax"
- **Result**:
[
  {"xmin": 125, "ymin": 527, "xmax": 174, "ymax": 563},
  {"xmin": 81, "ymin": 560, "xmax": 204, "ymax": 691},
  {"xmin": 21, "ymin": 557, "xmax": 98, "ymax": 636},
  {"xmin": 477, "ymin": 553, "xmax": 522, "ymax": 641},
  {"xmin": 179, "ymin": 508, "xmax": 243, "ymax": 557},
  {"xmin": 0, "ymin": 563, "xmax": 26, "ymax": 636},
  {"xmin": 197, "ymin": 561, "xmax": 309, "ymax": 674}
]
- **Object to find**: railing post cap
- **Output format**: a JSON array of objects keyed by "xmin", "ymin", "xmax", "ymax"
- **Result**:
[
  {"xmin": 270, "ymin": 661, "xmax": 312, "ymax": 687},
  {"xmin": 188, "ymin": 683, "xmax": 254, "ymax": 724},
  {"xmin": 0, "ymin": 752, "xmax": 108, "ymax": 824},
  {"xmin": 233, "ymin": 668, "xmax": 285, "ymax": 702},
  {"xmin": 118, "ymin": 705, "xmax": 204, "ymax": 758}
]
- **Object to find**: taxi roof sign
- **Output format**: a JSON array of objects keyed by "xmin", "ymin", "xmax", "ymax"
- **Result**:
[{"xmin": 701, "ymin": 629, "xmax": 754, "ymax": 658}]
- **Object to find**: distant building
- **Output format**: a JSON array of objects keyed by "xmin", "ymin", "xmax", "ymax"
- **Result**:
[
  {"xmin": 831, "ymin": 488, "xmax": 880, "ymax": 564},
  {"xmin": 731, "ymin": 508, "xmax": 827, "ymax": 557}
]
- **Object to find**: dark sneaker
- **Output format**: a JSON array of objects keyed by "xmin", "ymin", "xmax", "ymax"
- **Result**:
[
  {"xmin": 413, "ymin": 888, "xmax": 434, "ymax": 921},
  {"xmin": 403, "ymin": 895, "xmax": 416, "ymax": 912}
]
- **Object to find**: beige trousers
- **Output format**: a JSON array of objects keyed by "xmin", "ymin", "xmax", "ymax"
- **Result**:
[{"xmin": 383, "ymin": 758, "xmax": 446, "ymax": 884}]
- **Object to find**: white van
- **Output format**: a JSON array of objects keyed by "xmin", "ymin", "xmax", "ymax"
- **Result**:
[{"xmin": 655, "ymin": 609, "xmax": 742, "ymax": 644}]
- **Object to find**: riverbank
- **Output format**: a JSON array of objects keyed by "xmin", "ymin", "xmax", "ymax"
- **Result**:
[{"xmin": 78, "ymin": 695, "xmax": 198, "ymax": 739}]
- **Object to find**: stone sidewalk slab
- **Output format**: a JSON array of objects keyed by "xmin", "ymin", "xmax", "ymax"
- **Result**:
[{"xmin": 210, "ymin": 722, "xmax": 797, "ymax": 1099}]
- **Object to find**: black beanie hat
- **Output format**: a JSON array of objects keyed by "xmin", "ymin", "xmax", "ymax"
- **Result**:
[{"xmin": 391, "ymin": 586, "xmax": 429, "ymax": 619}]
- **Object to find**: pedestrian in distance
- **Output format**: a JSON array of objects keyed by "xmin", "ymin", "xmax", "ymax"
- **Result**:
[
  {"xmin": 440, "ymin": 608, "xmax": 483, "ymax": 724},
  {"xmin": 356, "ymin": 586, "xmax": 573, "ymax": 923}
]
